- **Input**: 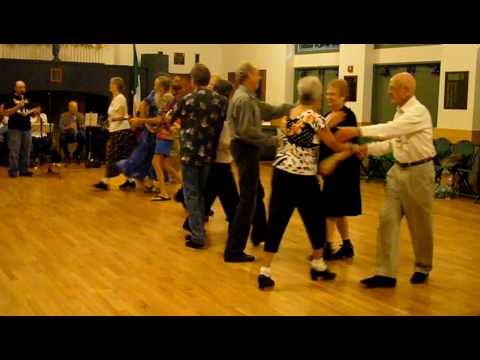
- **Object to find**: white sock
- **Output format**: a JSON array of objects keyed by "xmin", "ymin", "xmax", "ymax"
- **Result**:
[
  {"xmin": 101, "ymin": 177, "xmax": 109, "ymax": 184},
  {"xmin": 128, "ymin": 177, "xmax": 135, "ymax": 183},
  {"xmin": 311, "ymin": 258, "xmax": 327, "ymax": 272},
  {"xmin": 260, "ymin": 266, "xmax": 272, "ymax": 278}
]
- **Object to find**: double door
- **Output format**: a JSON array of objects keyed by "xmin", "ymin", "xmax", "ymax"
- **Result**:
[
  {"xmin": 371, "ymin": 63, "xmax": 440, "ymax": 126},
  {"xmin": 293, "ymin": 67, "xmax": 339, "ymax": 115}
]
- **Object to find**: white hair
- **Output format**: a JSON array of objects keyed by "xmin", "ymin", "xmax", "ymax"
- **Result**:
[{"xmin": 297, "ymin": 76, "xmax": 323, "ymax": 104}]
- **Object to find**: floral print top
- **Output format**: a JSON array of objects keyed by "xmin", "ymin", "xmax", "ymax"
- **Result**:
[
  {"xmin": 170, "ymin": 88, "xmax": 228, "ymax": 166},
  {"xmin": 273, "ymin": 110, "xmax": 326, "ymax": 176}
]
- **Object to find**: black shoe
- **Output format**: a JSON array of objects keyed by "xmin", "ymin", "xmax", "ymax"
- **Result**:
[
  {"xmin": 329, "ymin": 242, "xmax": 355, "ymax": 261},
  {"xmin": 93, "ymin": 182, "xmax": 109, "ymax": 191},
  {"xmin": 19, "ymin": 171, "xmax": 33, "ymax": 177},
  {"xmin": 340, "ymin": 240, "xmax": 354, "ymax": 258},
  {"xmin": 224, "ymin": 252, "xmax": 256, "ymax": 263},
  {"xmin": 323, "ymin": 242, "xmax": 335, "ymax": 261},
  {"xmin": 252, "ymin": 238, "xmax": 265, "ymax": 247},
  {"xmin": 183, "ymin": 218, "xmax": 191, "ymax": 232},
  {"xmin": 119, "ymin": 180, "xmax": 136, "ymax": 190},
  {"xmin": 9, "ymin": 172, "xmax": 17, "ymax": 178},
  {"xmin": 310, "ymin": 268, "xmax": 336, "ymax": 281},
  {"xmin": 174, "ymin": 188, "xmax": 186, "ymax": 208},
  {"xmin": 258, "ymin": 274, "xmax": 275, "ymax": 290},
  {"xmin": 410, "ymin": 272, "xmax": 429, "ymax": 284},
  {"xmin": 185, "ymin": 235, "xmax": 205, "ymax": 249},
  {"xmin": 360, "ymin": 275, "xmax": 397, "ymax": 288}
]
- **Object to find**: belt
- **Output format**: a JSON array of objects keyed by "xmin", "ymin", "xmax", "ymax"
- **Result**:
[{"xmin": 396, "ymin": 157, "xmax": 434, "ymax": 168}]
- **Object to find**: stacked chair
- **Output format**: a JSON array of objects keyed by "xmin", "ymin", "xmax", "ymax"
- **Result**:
[
  {"xmin": 434, "ymin": 138, "xmax": 479, "ymax": 200},
  {"xmin": 357, "ymin": 136, "xmax": 394, "ymax": 183}
]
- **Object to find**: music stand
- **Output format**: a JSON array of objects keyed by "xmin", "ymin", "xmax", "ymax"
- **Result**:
[
  {"xmin": 32, "ymin": 121, "xmax": 61, "ymax": 178},
  {"xmin": 85, "ymin": 113, "xmax": 101, "ymax": 167}
]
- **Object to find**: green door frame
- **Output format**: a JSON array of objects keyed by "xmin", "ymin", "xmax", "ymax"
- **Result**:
[{"xmin": 371, "ymin": 62, "xmax": 441, "ymax": 126}]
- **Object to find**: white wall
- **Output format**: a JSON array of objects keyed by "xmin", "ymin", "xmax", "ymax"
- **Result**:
[
  {"xmin": 221, "ymin": 44, "xmax": 294, "ymax": 105},
  {"xmin": 3, "ymin": 44, "xmax": 479, "ymax": 134},
  {"xmin": 338, "ymin": 44, "xmax": 374, "ymax": 123},
  {"xmin": 474, "ymin": 50, "xmax": 480, "ymax": 131},
  {"xmin": 373, "ymin": 45, "xmax": 442, "ymax": 64},
  {"xmin": 294, "ymin": 51, "xmax": 340, "ymax": 68},
  {"xmin": 437, "ymin": 45, "xmax": 480, "ymax": 131},
  {"xmin": 291, "ymin": 44, "xmax": 480, "ymax": 133},
  {"xmin": 111, "ymin": 44, "xmax": 223, "ymax": 76}
]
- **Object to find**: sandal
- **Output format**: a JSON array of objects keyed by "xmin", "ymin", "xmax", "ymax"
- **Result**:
[{"xmin": 152, "ymin": 194, "xmax": 171, "ymax": 201}]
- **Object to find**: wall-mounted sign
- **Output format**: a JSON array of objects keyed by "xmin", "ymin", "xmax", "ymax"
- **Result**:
[
  {"xmin": 444, "ymin": 71, "xmax": 469, "ymax": 110},
  {"xmin": 344, "ymin": 75, "xmax": 357, "ymax": 102},
  {"xmin": 50, "ymin": 68, "xmax": 63, "ymax": 83},
  {"xmin": 174, "ymin": 52, "xmax": 185, "ymax": 65},
  {"xmin": 347, "ymin": 65, "xmax": 354, "ymax": 73}
]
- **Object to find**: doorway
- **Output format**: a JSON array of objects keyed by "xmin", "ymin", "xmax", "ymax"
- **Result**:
[
  {"xmin": 371, "ymin": 63, "xmax": 440, "ymax": 126},
  {"xmin": 293, "ymin": 67, "xmax": 339, "ymax": 115}
]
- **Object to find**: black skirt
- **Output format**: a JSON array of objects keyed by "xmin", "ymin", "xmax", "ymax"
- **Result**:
[{"xmin": 321, "ymin": 155, "xmax": 362, "ymax": 217}]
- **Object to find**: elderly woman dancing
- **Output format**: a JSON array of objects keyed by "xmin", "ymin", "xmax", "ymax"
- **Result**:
[{"xmin": 258, "ymin": 76, "xmax": 359, "ymax": 290}]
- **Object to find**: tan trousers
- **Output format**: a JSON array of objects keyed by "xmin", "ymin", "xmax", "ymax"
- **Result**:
[{"xmin": 376, "ymin": 161, "xmax": 435, "ymax": 278}]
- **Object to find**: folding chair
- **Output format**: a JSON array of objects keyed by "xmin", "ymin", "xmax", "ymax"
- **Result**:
[
  {"xmin": 357, "ymin": 137, "xmax": 370, "ymax": 179},
  {"xmin": 365, "ymin": 153, "xmax": 395, "ymax": 182},
  {"xmin": 448, "ymin": 140, "xmax": 477, "ymax": 198},
  {"xmin": 433, "ymin": 137, "xmax": 452, "ymax": 185}
]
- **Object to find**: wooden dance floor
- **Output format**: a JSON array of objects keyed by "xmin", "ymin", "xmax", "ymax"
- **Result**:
[{"xmin": 0, "ymin": 163, "xmax": 479, "ymax": 315}]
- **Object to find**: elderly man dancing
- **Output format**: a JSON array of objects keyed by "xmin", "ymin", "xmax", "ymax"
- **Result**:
[{"xmin": 337, "ymin": 72, "xmax": 436, "ymax": 288}]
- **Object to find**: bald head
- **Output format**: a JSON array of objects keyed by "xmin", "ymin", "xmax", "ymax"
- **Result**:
[
  {"xmin": 68, "ymin": 101, "xmax": 78, "ymax": 113},
  {"xmin": 15, "ymin": 81, "xmax": 26, "ymax": 95},
  {"xmin": 388, "ymin": 72, "xmax": 416, "ymax": 107},
  {"xmin": 391, "ymin": 72, "xmax": 416, "ymax": 94}
]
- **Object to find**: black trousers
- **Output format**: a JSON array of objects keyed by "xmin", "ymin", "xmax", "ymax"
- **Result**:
[
  {"xmin": 224, "ymin": 139, "xmax": 268, "ymax": 257},
  {"xmin": 60, "ymin": 130, "xmax": 86, "ymax": 159},
  {"xmin": 32, "ymin": 136, "xmax": 53, "ymax": 164},
  {"xmin": 264, "ymin": 168, "xmax": 326, "ymax": 253},
  {"xmin": 204, "ymin": 162, "xmax": 239, "ymax": 223}
]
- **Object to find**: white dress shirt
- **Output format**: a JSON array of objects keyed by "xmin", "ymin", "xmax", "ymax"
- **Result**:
[
  {"xmin": 215, "ymin": 120, "xmax": 233, "ymax": 164},
  {"xmin": 361, "ymin": 96, "xmax": 436, "ymax": 163}
]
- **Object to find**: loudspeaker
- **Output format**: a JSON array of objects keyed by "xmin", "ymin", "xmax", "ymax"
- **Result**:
[{"xmin": 141, "ymin": 54, "xmax": 169, "ymax": 88}]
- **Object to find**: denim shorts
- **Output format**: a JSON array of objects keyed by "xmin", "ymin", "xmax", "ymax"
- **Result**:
[{"xmin": 155, "ymin": 139, "xmax": 173, "ymax": 156}]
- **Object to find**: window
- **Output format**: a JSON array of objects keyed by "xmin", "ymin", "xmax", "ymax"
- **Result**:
[
  {"xmin": 374, "ymin": 44, "xmax": 438, "ymax": 49},
  {"xmin": 296, "ymin": 44, "xmax": 340, "ymax": 54}
]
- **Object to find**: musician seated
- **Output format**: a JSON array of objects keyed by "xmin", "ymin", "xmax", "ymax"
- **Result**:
[
  {"xmin": 30, "ymin": 106, "xmax": 52, "ymax": 165},
  {"xmin": 59, "ymin": 100, "xmax": 86, "ymax": 161}
]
